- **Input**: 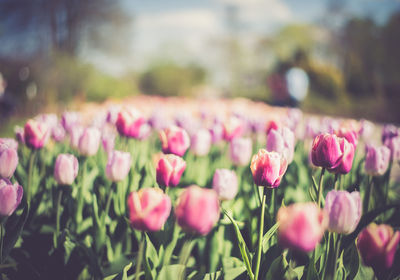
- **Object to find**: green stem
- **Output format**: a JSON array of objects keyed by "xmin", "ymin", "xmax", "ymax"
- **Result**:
[
  {"xmin": 104, "ymin": 182, "xmax": 116, "ymax": 222},
  {"xmin": 0, "ymin": 223, "xmax": 4, "ymax": 264},
  {"xmin": 334, "ymin": 173, "xmax": 339, "ymax": 190},
  {"xmin": 332, "ymin": 234, "xmax": 342, "ymax": 280},
  {"xmin": 270, "ymin": 188, "xmax": 276, "ymax": 217},
  {"xmin": 76, "ymin": 159, "xmax": 87, "ymax": 225},
  {"xmin": 55, "ymin": 187, "xmax": 63, "ymax": 248},
  {"xmin": 254, "ymin": 189, "xmax": 266, "ymax": 280},
  {"xmin": 254, "ymin": 184, "xmax": 261, "ymax": 207},
  {"xmin": 317, "ymin": 168, "xmax": 325, "ymax": 207},
  {"xmin": 135, "ymin": 232, "xmax": 145, "ymax": 280},
  {"xmin": 179, "ymin": 237, "xmax": 194, "ymax": 280},
  {"xmin": 27, "ymin": 150, "xmax": 37, "ymax": 207}
]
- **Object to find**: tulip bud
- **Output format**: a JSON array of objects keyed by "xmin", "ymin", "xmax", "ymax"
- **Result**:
[
  {"xmin": 69, "ymin": 126, "xmax": 84, "ymax": 149},
  {"xmin": 0, "ymin": 179, "xmax": 23, "ymax": 217},
  {"xmin": 223, "ymin": 116, "xmax": 244, "ymax": 141},
  {"xmin": 0, "ymin": 138, "xmax": 18, "ymax": 150},
  {"xmin": 191, "ymin": 129, "xmax": 212, "ymax": 156},
  {"xmin": 175, "ymin": 185, "xmax": 220, "ymax": 235},
  {"xmin": 209, "ymin": 122, "xmax": 224, "ymax": 144},
  {"xmin": 61, "ymin": 111, "xmax": 81, "ymax": 133},
  {"xmin": 0, "ymin": 142, "xmax": 18, "ymax": 179},
  {"xmin": 324, "ymin": 190, "xmax": 361, "ymax": 234},
  {"xmin": 52, "ymin": 124, "xmax": 66, "ymax": 142},
  {"xmin": 159, "ymin": 126, "xmax": 190, "ymax": 157},
  {"xmin": 311, "ymin": 133, "xmax": 355, "ymax": 174},
  {"xmin": 156, "ymin": 154, "xmax": 186, "ymax": 187},
  {"xmin": 357, "ymin": 223, "xmax": 400, "ymax": 278},
  {"xmin": 15, "ymin": 126, "xmax": 25, "ymax": 144},
  {"xmin": 106, "ymin": 150, "xmax": 131, "ymax": 182},
  {"xmin": 229, "ymin": 137, "xmax": 252, "ymax": 166},
  {"xmin": 78, "ymin": 127, "xmax": 101, "ymax": 156},
  {"xmin": 250, "ymin": 149, "xmax": 288, "ymax": 188},
  {"xmin": 24, "ymin": 119, "xmax": 49, "ymax": 149},
  {"xmin": 116, "ymin": 108, "xmax": 146, "ymax": 138},
  {"xmin": 127, "ymin": 188, "xmax": 171, "ymax": 231},
  {"xmin": 212, "ymin": 169, "xmax": 238, "ymax": 200},
  {"xmin": 266, "ymin": 127, "xmax": 295, "ymax": 164},
  {"xmin": 277, "ymin": 202, "xmax": 327, "ymax": 252},
  {"xmin": 336, "ymin": 127, "xmax": 358, "ymax": 148},
  {"xmin": 365, "ymin": 145, "xmax": 391, "ymax": 176},
  {"xmin": 54, "ymin": 154, "xmax": 79, "ymax": 185},
  {"xmin": 137, "ymin": 123, "xmax": 152, "ymax": 140},
  {"xmin": 381, "ymin": 124, "xmax": 399, "ymax": 143},
  {"xmin": 384, "ymin": 135, "xmax": 400, "ymax": 162}
]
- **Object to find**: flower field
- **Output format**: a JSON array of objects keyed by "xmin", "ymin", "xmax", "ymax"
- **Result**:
[{"xmin": 0, "ymin": 96, "xmax": 399, "ymax": 280}]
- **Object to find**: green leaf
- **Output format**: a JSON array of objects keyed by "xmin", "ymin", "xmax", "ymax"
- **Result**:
[
  {"xmin": 262, "ymin": 222, "xmax": 279, "ymax": 253},
  {"xmin": 107, "ymin": 262, "xmax": 133, "ymax": 280},
  {"xmin": 158, "ymin": 264, "xmax": 186, "ymax": 280},
  {"xmin": 145, "ymin": 234, "xmax": 159, "ymax": 269},
  {"xmin": 3, "ymin": 203, "xmax": 29, "ymax": 259},
  {"xmin": 266, "ymin": 255, "xmax": 286, "ymax": 280},
  {"xmin": 222, "ymin": 209, "xmax": 254, "ymax": 280},
  {"xmin": 343, "ymin": 241, "xmax": 360, "ymax": 280}
]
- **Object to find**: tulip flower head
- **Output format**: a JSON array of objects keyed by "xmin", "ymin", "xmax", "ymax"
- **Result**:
[
  {"xmin": 311, "ymin": 133, "xmax": 355, "ymax": 174},
  {"xmin": 229, "ymin": 137, "xmax": 253, "ymax": 166},
  {"xmin": 116, "ymin": 108, "xmax": 146, "ymax": 138},
  {"xmin": 0, "ymin": 142, "xmax": 18, "ymax": 179},
  {"xmin": 384, "ymin": 135, "xmax": 400, "ymax": 162},
  {"xmin": 127, "ymin": 188, "xmax": 171, "ymax": 232},
  {"xmin": 212, "ymin": 169, "xmax": 238, "ymax": 200},
  {"xmin": 266, "ymin": 126, "xmax": 295, "ymax": 164},
  {"xmin": 0, "ymin": 179, "xmax": 23, "ymax": 217},
  {"xmin": 357, "ymin": 223, "xmax": 400, "ymax": 278},
  {"xmin": 78, "ymin": 127, "xmax": 101, "ymax": 156},
  {"xmin": 277, "ymin": 202, "xmax": 327, "ymax": 252},
  {"xmin": 156, "ymin": 154, "xmax": 186, "ymax": 187},
  {"xmin": 24, "ymin": 119, "xmax": 49, "ymax": 149},
  {"xmin": 250, "ymin": 149, "xmax": 288, "ymax": 188},
  {"xmin": 324, "ymin": 190, "xmax": 361, "ymax": 234},
  {"xmin": 223, "ymin": 116, "xmax": 244, "ymax": 142},
  {"xmin": 159, "ymin": 126, "xmax": 190, "ymax": 157},
  {"xmin": 190, "ymin": 129, "xmax": 212, "ymax": 156},
  {"xmin": 106, "ymin": 150, "xmax": 132, "ymax": 182},
  {"xmin": 365, "ymin": 145, "xmax": 391, "ymax": 176},
  {"xmin": 175, "ymin": 185, "xmax": 220, "ymax": 235},
  {"xmin": 54, "ymin": 154, "xmax": 79, "ymax": 185}
]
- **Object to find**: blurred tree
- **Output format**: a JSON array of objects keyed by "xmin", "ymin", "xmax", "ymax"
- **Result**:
[
  {"xmin": 139, "ymin": 62, "xmax": 206, "ymax": 96},
  {"xmin": 0, "ymin": 0, "xmax": 131, "ymax": 56}
]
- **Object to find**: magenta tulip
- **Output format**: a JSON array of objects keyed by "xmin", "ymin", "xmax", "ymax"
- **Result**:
[
  {"xmin": 54, "ymin": 154, "xmax": 79, "ymax": 185},
  {"xmin": 311, "ymin": 133, "xmax": 355, "ymax": 174},
  {"xmin": 357, "ymin": 223, "xmax": 400, "ymax": 277},
  {"xmin": 116, "ymin": 108, "xmax": 146, "ymax": 138},
  {"xmin": 324, "ymin": 190, "xmax": 361, "ymax": 234},
  {"xmin": 250, "ymin": 149, "xmax": 288, "ymax": 188},
  {"xmin": 24, "ymin": 119, "xmax": 49, "ymax": 149},
  {"xmin": 159, "ymin": 126, "xmax": 190, "ymax": 157},
  {"xmin": 156, "ymin": 154, "xmax": 186, "ymax": 187},
  {"xmin": 175, "ymin": 185, "xmax": 220, "ymax": 235},
  {"xmin": 277, "ymin": 202, "xmax": 327, "ymax": 252},
  {"xmin": 0, "ymin": 179, "xmax": 23, "ymax": 217},
  {"xmin": 127, "ymin": 188, "xmax": 171, "ymax": 231}
]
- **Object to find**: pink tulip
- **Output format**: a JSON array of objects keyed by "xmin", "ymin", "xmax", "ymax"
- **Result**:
[
  {"xmin": 156, "ymin": 154, "xmax": 186, "ymax": 187},
  {"xmin": 357, "ymin": 224, "xmax": 400, "ymax": 277},
  {"xmin": 384, "ymin": 135, "xmax": 400, "ymax": 162},
  {"xmin": 69, "ymin": 126, "xmax": 84, "ymax": 150},
  {"xmin": 14, "ymin": 126, "xmax": 25, "ymax": 144},
  {"xmin": 106, "ymin": 151, "xmax": 131, "ymax": 182},
  {"xmin": 127, "ymin": 188, "xmax": 171, "ymax": 231},
  {"xmin": 175, "ymin": 185, "xmax": 220, "ymax": 235},
  {"xmin": 54, "ymin": 154, "xmax": 79, "ymax": 185},
  {"xmin": 159, "ymin": 126, "xmax": 190, "ymax": 157},
  {"xmin": 223, "ymin": 116, "xmax": 244, "ymax": 141},
  {"xmin": 212, "ymin": 169, "xmax": 238, "ymax": 200},
  {"xmin": 190, "ymin": 129, "xmax": 212, "ymax": 156},
  {"xmin": 324, "ymin": 190, "xmax": 361, "ymax": 234},
  {"xmin": 336, "ymin": 127, "xmax": 358, "ymax": 148},
  {"xmin": 24, "ymin": 119, "xmax": 49, "ymax": 149},
  {"xmin": 277, "ymin": 202, "xmax": 327, "ymax": 252},
  {"xmin": 0, "ymin": 138, "xmax": 18, "ymax": 150},
  {"xmin": 311, "ymin": 133, "xmax": 355, "ymax": 174},
  {"xmin": 365, "ymin": 145, "xmax": 391, "ymax": 176},
  {"xmin": 116, "ymin": 108, "xmax": 146, "ymax": 138},
  {"xmin": 78, "ymin": 127, "xmax": 101, "ymax": 156},
  {"xmin": 61, "ymin": 111, "xmax": 81, "ymax": 133},
  {"xmin": 266, "ymin": 126, "xmax": 295, "ymax": 164},
  {"xmin": 0, "ymin": 179, "xmax": 23, "ymax": 217},
  {"xmin": 229, "ymin": 137, "xmax": 252, "ymax": 166},
  {"xmin": 250, "ymin": 149, "xmax": 288, "ymax": 188},
  {"xmin": 0, "ymin": 142, "xmax": 18, "ymax": 179}
]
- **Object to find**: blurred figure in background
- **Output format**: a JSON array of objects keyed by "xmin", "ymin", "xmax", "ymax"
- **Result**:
[{"xmin": 285, "ymin": 67, "xmax": 309, "ymax": 107}]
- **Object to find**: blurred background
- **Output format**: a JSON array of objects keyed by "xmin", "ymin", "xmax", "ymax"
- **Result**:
[{"xmin": 1, "ymin": 0, "xmax": 400, "ymax": 134}]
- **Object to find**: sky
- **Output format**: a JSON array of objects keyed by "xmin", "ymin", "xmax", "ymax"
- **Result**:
[{"xmin": 80, "ymin": 0, "xmax": 400, "ymax": 78}]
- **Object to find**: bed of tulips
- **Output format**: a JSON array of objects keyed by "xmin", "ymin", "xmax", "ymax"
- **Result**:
[{"xmin": 0, "ymin": 97, "xmax": 399, "ymax": 280}]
